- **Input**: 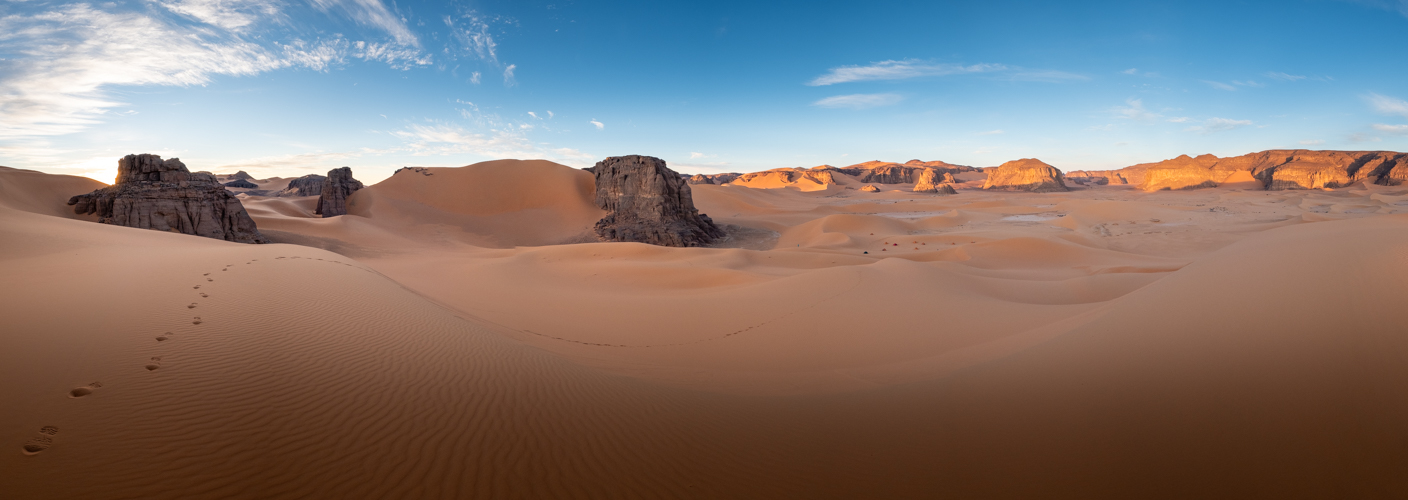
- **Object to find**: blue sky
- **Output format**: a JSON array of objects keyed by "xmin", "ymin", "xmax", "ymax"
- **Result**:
[{"xmin": 3, "ymin": 0, "xmax": 1408, "ymax": 184}]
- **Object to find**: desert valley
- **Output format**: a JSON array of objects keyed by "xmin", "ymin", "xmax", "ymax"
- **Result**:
[{"xmin": 4, "ymin": 149, "xmax": 1408, "ymax": 498}]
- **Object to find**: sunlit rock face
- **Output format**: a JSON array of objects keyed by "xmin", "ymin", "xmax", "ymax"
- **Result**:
[
  {"xmin": 913, "ymin": 169, "xmax": 957, "ymax": 194},
  {"xmin": 1138, "ymin": 154, "xmax": 1224, "ymax": 191},
  {"xmin": 982, "ymin": 158, "xmax": 1069, "ymax": 192},
  {"xmin": 67, "ymin": 154, "xmax": 268, "ymax": 243},
  {"xmin": 589, "ymin": 155, "xmax": 725, "ymax": 247},
  {"xmin": 836, "ymin": 160, "xmax": 975, "ymax": 184},
  {"xmin": 1091, "ymin": 150, "xmax": 1408, "ymax": 192},
  {"xmin": 729, "ymin": 168, "xmax": 836, "ymax": 191},
  {"xmin": 315, "ymin": 167, "xmax": 364, "ymax": 217}
]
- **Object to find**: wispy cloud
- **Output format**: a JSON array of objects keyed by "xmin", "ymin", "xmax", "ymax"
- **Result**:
[
  {"xmin": 590, "ymin": 119, "xmax": 604, "ymax": 130},
  {"xmin": 1265, "ymin": 71, "xmax": 1306, "ymax": 81},
  {"xmin": 1298, "ymin": 139, "xmax": 1325, "ymax": 145},
  {"xmin": 469, "ymin": 71, "xmax": 481, "ymax": 84},
  {"xmin": 1121, "ymin": 68, "xmax": 1158, "ymax": 77},
  {"xmin": 1372, "ymin": 124, "xmax": 1408, "ymax": 135},
  {"xmin": 1232, "ymin": 80, "xmax": 1264, "ymax": 88},
  {"xmin": 308, "ymin": 0, "xmax": 418, "ymax": 46},
  {"xmin": 1185, "ymin": 117, "xmax": 1252, "ymax": 134},
  {"xmin": 1366, "ymin": 93, "xmax": 1408, "ymax": 118},
  {"xmin": 443, "ymin": 11, "xmax": 499, "ymax": 64},
  {"xmin": 1009, "ymin": 70, "xmax": 1089, "ymax": 82},
  {"xmin": 807, "ymin": 60, "xmax": 1005, "ymax": 86},
  {"xmin": 812, "ymin": 93, "xmax": 904, "ymax": 109},
  {"xmin": 1201, "ymin": 80, "xmax": 1237, "ymax": 91},
  {"xmin": 159, "ymin": 0, "xmax": 281, "ymax": 30},
  {"xmin": 503, "ymin": 64, "xmax": 517, "ymax": 87},
  {"xmin": 1166, "ymin": 117, "xmax": 1191, "ymax": 123},
  {"xmin": 393, "ymin": 122, "xmax": 538, "ymax": 158},
  {"xmin": 1113, "ymin": 98, "xmax": 1161, "ymax": 121}
]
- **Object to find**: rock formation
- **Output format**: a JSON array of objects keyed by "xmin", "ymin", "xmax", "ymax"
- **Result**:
[
  {"xmin": 982, "ymin": 159, "xmax": 1069, "ymax": 192},
  {"xmin": 728, "ymin": 168, "xmax": 837, "ymax": 191},
  {"xmin": 1070, "ymin": 150, "xmax": 1408, "ymax": 192},
  {"xmin": 589, "ymin": 155, "xmax": 725, "ymax": 247},
  {"xmin": 67, "ymin": 154, "xmax": 268, "ymax": 243},
  {"xmin": 278, "ymin": 174, "xmax": 327, "ymax": 196},
  {"xmin": 315, "ymin": 167, "xmax": 363, "ymax": 217},
  {"xmin": 229, "ymin": 170, "xmax": 254, "ymax": 181},
  {"xmin": 836, "ymin": 160, "xmax": 975, "ymax": 184},
  {"xmin": 860, "ymin": 185, "xmax": 881, "ymax": 193},
  {"xmin": 223, "ymin": 179, "xmax": 258, "ymax": 189},
  {"xmin": 686, "ymin": 174, "xmax": 714, "ymax": 185},
  {"xmin": 913, "ymin": 169, "xmax": 958, "ymax": 194}
]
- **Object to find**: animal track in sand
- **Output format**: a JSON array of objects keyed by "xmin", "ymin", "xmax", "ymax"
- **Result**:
[
  {"xmin": 69, "ymin": 381, "xmax": 102, "ymax": 398},
  {"xmin": 21, "ymin": 426, "xmax": 60, "ymax": 455},
  {"xmin": 192, "ymin": 317, "xmax": 202, "ymax": 325}
]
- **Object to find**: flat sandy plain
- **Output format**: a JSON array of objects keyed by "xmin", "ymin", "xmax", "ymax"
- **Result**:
[{"xmin": 3, "ymin": 160, "xmax": 1408, "ymax": 498}]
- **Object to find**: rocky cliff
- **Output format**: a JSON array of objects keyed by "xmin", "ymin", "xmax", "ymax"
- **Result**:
[
  {"xmin": 1075, "ymin": 150, "xmax": 1408, "ymax": 191},
  {"xmin": 67, "ymin": 154, "xmax": 268, "ymax": 243},
  {"xmin": 590, "ymin": 155, "xmax": 725, "ymax": 247},
  {"xmin": 913, "ymin": 169, "xmax": 958, "ymax": 194},
  {"xmin": 315, "ymin": 167, "xmax": 364, "ymax": 217},
  {"xmin": 982, "ymin": 159, "xmax": 1069, "ymax": 192},
  {"xmin": 279, "ymin": 174, "xmax": 327, "ymax": 196}
]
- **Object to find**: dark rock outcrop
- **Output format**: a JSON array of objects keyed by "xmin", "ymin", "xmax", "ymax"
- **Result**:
[
  {"xmin": 590, "ymin": 155, "xmax": 725, "ymax": 247},
  {"xmin": 223, "ymin": 179, "xmax": 258, "ymax": 189},
  {"xmin": 67, "ymin": 154, "xmax": 268, "ymax": 243},
  {"xmin": 229, "ymin": 170, "xmax": 254, "ymax": 181},
  {"xmin": 278, "ymin": 174, "xmax": 327, "ymax": 197},
  {"xmin": 314, "ymin": 167, "xmax": 364, "ymax": 217},
  {"xmin": 982, "ymin": 159, "xmax": 1069, "ymax": 192}
]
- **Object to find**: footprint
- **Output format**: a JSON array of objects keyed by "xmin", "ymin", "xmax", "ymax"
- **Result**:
[
  {"xmin": 199, "ymin": 293, "xmax": 208, "ymax": 298},
  {"xmin": 192, "ymin": 317, "xmax": 202, "ymax": 325},
  {"xmin": 193, "ymin": 285, "xmax": 201, "ymax": 290},
  {"xmin": 146, "ymin": 357, "xmax": 162, "ymax": 371},
  {"xmin": 187, "ymin": 303, "xmax": 197, "ymax": 309},
  {"xmin": 69, "ymin": 382, "xmax": 101, "ymax": 398},
  {"xmin": 203, "ymin": 273, "xmax": 210, "ymax": 276},
  {"xmin": 21, "ymin": 426, "xmax": 59, "ymax": 455},
  {"xmin": 206, "ymin": 278, "xmax": 213, "ymax": 282}
]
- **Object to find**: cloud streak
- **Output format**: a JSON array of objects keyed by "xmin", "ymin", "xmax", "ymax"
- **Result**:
[
  {"xmin": 807, "ymin": 60, "xmax": 1005, "ymax": 86},
  {"xmin": 1185, "ymin": 117, "xmax": 1253, "ymax": 135},
  {"xmin": 812, "ymin": 93, "xmax": 903, "ymax": 109},
  {"xmin": 1367, "ymin": 93, "xmax": 1408, "ymax": 118}
]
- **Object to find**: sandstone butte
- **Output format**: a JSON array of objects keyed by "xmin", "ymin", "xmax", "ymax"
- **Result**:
[
  {"xmin": 589, "ymin": 155, "xmax": 725, "ymax": 247},
  {"xmin": 982, "ymin": 158, "xmax": 1070, "ymax": 192},
  {"xmin": 315, "ymin": 167, "xmax": 364, "ymax": 217},
  {"xmin": 913, "ymin": 169, "xmax": 958, "ymax": 194},
  {"xmin": 66, "ymin": 153, "xmax": 268, "ymax": 243}
]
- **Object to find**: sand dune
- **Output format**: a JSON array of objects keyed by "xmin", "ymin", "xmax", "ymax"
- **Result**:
[{"xmin": 5, "ymin": 159, "xmax": 1408, "ymax": 498}]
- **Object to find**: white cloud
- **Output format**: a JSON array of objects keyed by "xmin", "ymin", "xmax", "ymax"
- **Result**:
[
  {"xmin": 1367, "ymin": 93, "xmax": 1408, "ymax": 118},
  {"xmin": 1372, "ymin": 124, "xmax": 1408, "ymax": 135},
  {"xmin": 1166, "ymin": 117, "xmax": 1191, "ymax": 123},
  {"xmin": 812, "ymin": 93, "xmax": 904, "ymax": 109},
  {"xmin": 308, "ymin": 0, "xmax": 418, "ymax": 47},
  {"xmin": 469, "ymin": 71, "xmax": 481, "ymax": 84},
  {"xmin": 443, "ymin": 11, "xmax": 499, "ymax": 64},
  {"xmin": 977, "ymin": 129, "xmax": 1004, "ymax": 135},
  {"xmin": 1299, "ymin": 139, "xmax": 1325, "ymax": 145},
  {"xmin": 1009, "ymin": 70, "xmax": 1089, "ymax": 82},
  {"xmin": 1114, "ymin": 98, "xmax": 1160, "ymax": 121},
  {"xmin": 1265, "ymin": 72, "xmax": 1306, "ymax": 81},
  {"xmin": 503, "ymin": 64, "xmax": 516, "ymax": 87},
  {"xmin": 1185, "ymin": 117, "xmax": 1252, "ymax": 134},
  {"xmin": 1201, "ymin": 80, "xmax": 1237, "ymax": 91},
  {"xmin": 527, "ymin": 111, "xmax": 539, "ymax": 119},
  {"xmin": 1232, "ymin": 80, "xmax": 1264, "ymax": 88},
  {"xmin": 807, "ymin": 59, "xmax": 1005, "ymax": 86},
  {"xmin": 1122, "ymin": 68, "xmax": 1139, "ymax": 75},
  {"xmin": 547, "ymin": 110, "xmax": 554, "ymax": 118},
  {"xmin": 688, "ymin": 152, "xmax": 719, "ymax": 159},
  {"xmin": 393, "ymin": 122, "xmax": 537, "ymax": 158},
  {"xmin": 159, "ymin": 0, "xmax": 281, "ymax": 30},
  {"xmin": 590, "ymin": 120, "xmax": 604, "ymax": 130}
]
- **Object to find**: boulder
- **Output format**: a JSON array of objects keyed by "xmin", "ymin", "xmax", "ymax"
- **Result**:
[
  {"xmin": 67, "ymin": 154, "xmax": 268, "ymax": 243},
  {"xmin": 315, "ymin": 167, "xmax": 364, "ymax": 217},
  {"xmin": 589, "ymin": 155, "xmax": 725, "ymax": 247},
  {"xmin": 913, "ymin": 169, "xmax": 958, "ymax": 194},
  {"xmin": 860, "ymin": 185, "xmax": 881, "ymax": 193},
  {"xmin": 223, "ymin": 179, "xmax": 258, "ymax": 189},
  {"xmin": 982, "ymin": 159, "xmax": 1069, "ymax": 192},
  {"xmin": 278, "ymin": 174, "xmax": 327, "ymax": 197}
]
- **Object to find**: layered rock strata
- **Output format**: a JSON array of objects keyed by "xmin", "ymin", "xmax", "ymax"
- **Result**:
[
  {"xmin": 315, "ymin": 167, "xmax": 364, "ymax": 217},
  {"xmin": 913, "ymin": 169, "xmax": 958, "ymax": 194},
  {"xmin": 1075, "ymin": 150, "xmax": 1408, "ymax": 191},
  {"xmin": 982, "ymin": 159, "xmax": 1069, "ymax": 192},
  {"xmin": 223, "ymin": 179, "xmax": 258, "ymax": 189},
  {"xmin": 279, "ymin": 174, "xmax": 327, "ymax": 196},
  {"xmin": 67, "ymin": 154, "xmax": 268, "ymax": 243},
  {"xmin": 589, "ymin": 155, "xmax": 725, "ymax": 247}
]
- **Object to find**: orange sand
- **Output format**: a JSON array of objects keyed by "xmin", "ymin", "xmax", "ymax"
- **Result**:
[{"xmin": 3, "ymin": 161, "xmax": 1408, "ymax": 498}]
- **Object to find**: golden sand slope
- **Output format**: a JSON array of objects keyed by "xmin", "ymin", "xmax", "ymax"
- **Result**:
[{"xmin": 5, "ymin": 160, "xmax": 1408, "ymax": 498}]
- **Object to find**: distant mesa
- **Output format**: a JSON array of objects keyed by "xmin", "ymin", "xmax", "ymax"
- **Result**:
[
  {"xmin": 315, "ymin": 167, "xmax": 364, "ymax": 217},
  {"xmin": 1065, "ymin": 171, "xmax": 1124, "ymax": 186},
  {"xmin": 1069, "ymin": 150, "xmax": 1408, "ymax": 192},
  {"xmin": 728, "ymin": 168, "xmax": 837, "ymax": 191},
  {"xmin": 913, "ymin": 169, "xmax": 958, "ymax": 194},
  {"xmin": 983, "ymin": 158, "xmax": 1069, "ymax": 192},
  {"xmin": 589, "ymin": 155, "xmax": 725, "ymax": 247},
  {"xmin": 839, "ymin": 160, "xmax": 975, "ymax": 184},
  {"xmin": 278, "ymin": 174, "xmax": 327, "ymax": 197},
  {"xmin": 228, "ymin": 170, "xmax": 254, "ymax": 181},
  {"xmin": 860, "ymin": 184, "xmax": 881, "ymax": 193},
  {"xmin": 223, "ymin": 178, "xmax": 258, "ymax": 189},
  {"xmin": 67, "ymin": 154, "xmax": 268, "ymax": 243}
]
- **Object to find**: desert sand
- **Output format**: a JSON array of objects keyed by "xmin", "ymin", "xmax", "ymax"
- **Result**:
[{"xmin": 4, "ymin": 159, "xmax": 1408, "ymax": 498}]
